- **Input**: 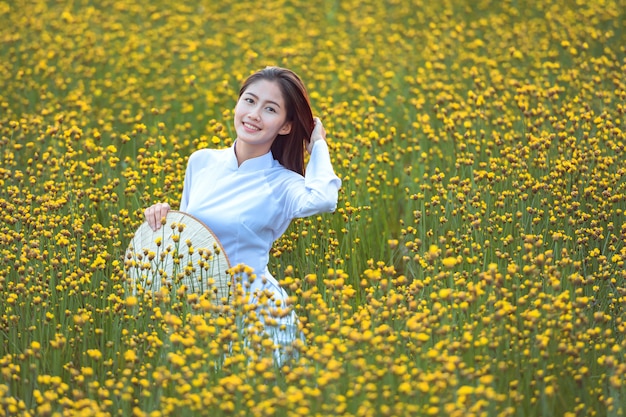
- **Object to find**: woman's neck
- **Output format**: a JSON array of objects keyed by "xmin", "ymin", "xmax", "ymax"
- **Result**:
[{"xmin": 234, "ymin": 140, "xmax": 271, "ymax": 166}]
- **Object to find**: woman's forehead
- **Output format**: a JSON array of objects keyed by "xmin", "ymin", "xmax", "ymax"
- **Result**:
[{"xmin": 243, "ymin": 79, "xmax": 285, "ymax": 103}]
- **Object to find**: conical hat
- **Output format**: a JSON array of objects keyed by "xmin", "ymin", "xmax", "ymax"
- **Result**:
[{"xmin": 124, "ymin": 210, "xmax": 231, "ymax": 300}]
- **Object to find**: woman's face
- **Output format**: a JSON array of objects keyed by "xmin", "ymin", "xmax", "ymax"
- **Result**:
[{"xmin": 234, "ymin": 79, "xmax": 292, "ymax": 154}]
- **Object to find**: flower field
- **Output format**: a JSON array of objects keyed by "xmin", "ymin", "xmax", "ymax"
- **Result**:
[{"xmin": 1, "ymin": 0, "xmax": 625, "ymax": 415}]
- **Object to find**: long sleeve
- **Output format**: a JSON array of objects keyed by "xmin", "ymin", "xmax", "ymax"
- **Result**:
[{"xmin": 290, "ymin": 140, "xmax": 342, "ymax": 217}]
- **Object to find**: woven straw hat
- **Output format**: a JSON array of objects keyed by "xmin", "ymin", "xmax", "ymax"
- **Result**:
[{"xmin": 124, "ymin": 210, "xmax": 231, "ymax": 299}]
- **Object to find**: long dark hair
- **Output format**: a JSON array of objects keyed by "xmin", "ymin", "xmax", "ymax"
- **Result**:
[{"xmin": 238, "ymin": 66, "xmax": 313, "ymax": 176}]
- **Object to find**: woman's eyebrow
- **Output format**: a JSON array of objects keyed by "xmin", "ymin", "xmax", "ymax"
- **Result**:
[{"xmin": 244, "ymin": 92, "xmax": 282, "ymax": 108}]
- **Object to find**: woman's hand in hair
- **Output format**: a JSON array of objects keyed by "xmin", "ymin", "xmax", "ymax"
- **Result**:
[
  {"xmin": 307, "ymin": 117, "xmax": 327, "ymax": 154},
  {"xmin": 144, "ymin": 202, "xmax": 171, "ymax": 231}
]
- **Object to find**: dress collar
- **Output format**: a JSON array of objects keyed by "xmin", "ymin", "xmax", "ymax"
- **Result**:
[{"xmin": 227, "ymin": 140, "xmax": 275, "ymax": 172}]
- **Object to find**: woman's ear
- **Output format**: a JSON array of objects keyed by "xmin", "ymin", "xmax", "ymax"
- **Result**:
[{"xmin": 278, "ymin": 121, "xmax": 292, "ymax": 135}]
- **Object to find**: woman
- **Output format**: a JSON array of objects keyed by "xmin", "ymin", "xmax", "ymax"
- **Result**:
[{"xmin": 144, "ymin": 66, "xmax": 341, "ymax": 358}]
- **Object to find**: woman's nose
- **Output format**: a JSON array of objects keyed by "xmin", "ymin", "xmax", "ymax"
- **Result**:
[{"xmin": 248, "ymin": 106, "xmax": 261, "ymax": 120}]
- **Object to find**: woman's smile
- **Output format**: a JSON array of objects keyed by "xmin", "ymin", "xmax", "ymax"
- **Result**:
[{"xmin": 242, "ymin": 121, "xmax": 261, "ymax": 132}]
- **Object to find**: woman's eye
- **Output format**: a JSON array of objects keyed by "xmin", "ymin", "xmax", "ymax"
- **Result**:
[
  {"xmin": 245, "ymin": 98, "xmax": 254, "ymax": 104},
  {"xmin": 266, "ymin": 107, "xmax": 276, "ymax": 113}
]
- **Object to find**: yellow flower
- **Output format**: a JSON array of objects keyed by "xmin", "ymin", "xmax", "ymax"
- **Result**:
[
  {"xmin": 442, "ymin": 256, "xmax": 457, "ymax": 269},
  {"xmin": 87, "ymin": 349, "xmax": 103, "ymax": 361},
  {"xmin": 124, "ymin": 349, "xmax": 137, "ymax": 363},
  {"xmin": 124, "ymin": 296, "xmax": 138, "ymax": 307}
]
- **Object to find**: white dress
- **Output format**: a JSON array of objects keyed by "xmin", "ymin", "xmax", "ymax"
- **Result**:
[{"xmin": 179, "ymin": 140, "xmax": 341, "ymax": 355}]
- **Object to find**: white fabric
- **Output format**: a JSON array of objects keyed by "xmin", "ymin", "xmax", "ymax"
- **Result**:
[{"xmin": 179, "ymin": 139, "xmax": 340, "ymax": 355}]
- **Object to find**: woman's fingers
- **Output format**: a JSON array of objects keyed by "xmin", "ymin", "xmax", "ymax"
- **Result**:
[
  {"xmin": 307, "ymin": 117, "xmax": 326, "ymax": 154},
  {"xmin": 312, "ymin": 117, "xmax": 326, "ymax": 140},
  {"xmin": 144, "ymin": 202, "xmax": 170, "ymax": 231}
]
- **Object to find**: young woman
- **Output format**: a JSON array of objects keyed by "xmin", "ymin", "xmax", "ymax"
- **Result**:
[{"xmin": 144, "ymin": 66, "xmax": 341, "ymax": 358}]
